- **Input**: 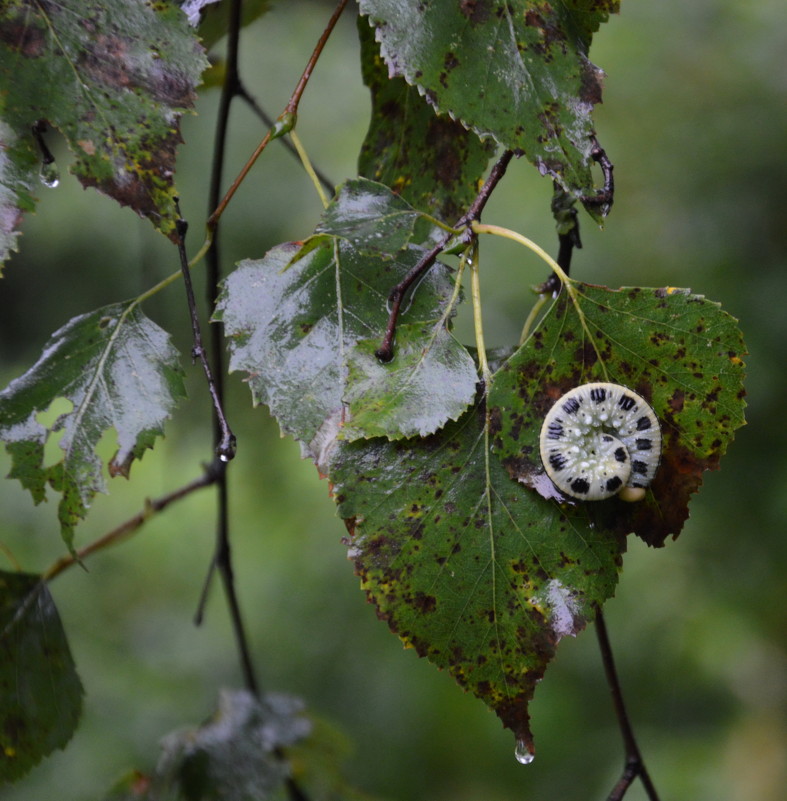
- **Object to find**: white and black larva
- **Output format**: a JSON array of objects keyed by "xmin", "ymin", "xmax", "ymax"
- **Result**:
[{"xmin": 539, "ymin": 382, "xmax": 662, "ymax": 502}]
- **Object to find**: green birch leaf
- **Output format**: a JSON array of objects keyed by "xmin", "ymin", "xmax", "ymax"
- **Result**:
[
  {"xmin": 216, "ymin": 179, "xmax": 478, "ymax": 453},
  {"xmin": 341, "ymin": 323, "xmax": 482, "ymax": 441},
  {"xmin": 330, "ymin": 400, "xmax": 623, "ymax": 757},
  {"xmin": 357, "ymin": 16, "xmax": 495, "ymax": 222},
  {"xmin": 0, "ymin": 571, "xmax": 83, "ymax": 784},
  {"xmin": 329, "ymin": 283, "xmax": 745, "ymax": 752},
  {"xmin": 489, "ymin": 284, "xmax": 747, "ymax": 547},
  {"xmin": 358, "ymin": 0, "xmax": 619, "ymax": 219},
  {"xmin": 0, "ymin": 0, "xmax": 208, "ymax": 266},
  {"xmin": 314, "ymin": 178, "xmax": 440, "ymax": 255},
  {"xmin": 0, "ymin": 302, "xmax": 186, "ymax": 550}
]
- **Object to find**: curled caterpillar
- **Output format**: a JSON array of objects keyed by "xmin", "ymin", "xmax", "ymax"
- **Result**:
[{"xmin": 539, "ymin": 382, "xmax": 661, "ymax": 502}]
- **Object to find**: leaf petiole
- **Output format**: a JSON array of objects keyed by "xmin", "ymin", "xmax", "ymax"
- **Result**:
[
  {"xmin": 471, "ymin": 221, "xmax": 608, "ymax": 378},
  {"xmin": 467, "ymin": 242, "xmax": 491, "ymax": 386},
  {"xmin": 290, "ymin": 129, "xmax": 330, "ymax": 209},
  {"xmin": 470, "ymin": 221, "xmax": 570, "ymax": 286},
  {"xmin": 127, "ymin": 225, "xmax": 212, "ymax": 310}
]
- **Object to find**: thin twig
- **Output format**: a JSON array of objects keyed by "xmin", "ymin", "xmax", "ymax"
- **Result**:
[
  {"xmin": 174, "ymin": 213, "xmax": 236, "ymax": 461},
  {"xmin": 236, "ymin": 86, "xmax": 335, "ymax": 194},
  {"xmin": 468, "ymin": 242, "xmax": 490, "ymax": 385},
  {"xmin": 207, "ymin": 0, "xmax": 349, "ymax": 230},
  {"xmin": 191, "ymin": 0, "xmax": 235, "ymax": 626},
  {"xmin": 42, "ymin": 465, "xmax": 221, "ymax": 584},
  {"xmin": 192, "ymin": 0, "xmax": 259, "ymax": 702},
  {"xmin": 596, "ymin": 609, "xmax": 661, "ymax": 801},
  {"xmin": 375, "ymin": 149, "xmax": 515, "ymax": 362}
]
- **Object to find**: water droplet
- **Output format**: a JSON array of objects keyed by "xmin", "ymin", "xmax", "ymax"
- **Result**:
[
  {"xmin": 219, "ymin": 453, "xmax": 229, "ymax": 463},
  {"xmin": 515, "ymin": 739, "xmax": 535, "ymax": 765},
  {"xmin": 39, "ymin": 161, "xmax": 60, "ymax": 188}
]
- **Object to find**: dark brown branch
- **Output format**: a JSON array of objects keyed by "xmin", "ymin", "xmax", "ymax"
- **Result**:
[
  {"xmin": 596, "ymin": 609, "xmax": 661, "ymax": 801},
  {"xmin": 375, "ymin": 149, "xmax": 515, "ymax": 362},
  {"xmin": 174, "ymin": 214, "xmax": 236, "ymax": 461},
  {"xmin": 581, "ymin": 134, "xmax": 615, "ymax": 215}
]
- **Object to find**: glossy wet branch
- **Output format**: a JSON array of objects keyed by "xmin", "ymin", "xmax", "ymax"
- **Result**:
[
  {"xmin": 375, "ymin": 149, "xmax": 515, "ymax": 362},
  {"xmin": 174, "ymin": 215, "xmax": 236, "ymax": 461},
  {"xmin": 596, "ymin": 609, "xmax": 661, "ymax": 801}
]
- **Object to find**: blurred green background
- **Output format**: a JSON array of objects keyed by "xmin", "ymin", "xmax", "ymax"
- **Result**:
[{"xmin": 1, "ymin": 1, "xmax": 785, "ymax": 799}]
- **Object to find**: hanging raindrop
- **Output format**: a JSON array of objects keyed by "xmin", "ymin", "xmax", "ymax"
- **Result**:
[
  {"xmin": 39, "ymin": 160, "xmax": 60, "ymax": 188},
  {"xmin": 514, "ymin": 738, "xmax": 535, "ymax": 765}
]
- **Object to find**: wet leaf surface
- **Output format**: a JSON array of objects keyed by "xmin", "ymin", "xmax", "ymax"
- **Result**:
[
  {"xmin": 0, "ymin": 0, "xmax": 208, "ymax": 265},
  {"xmin": 0, "ymin": 571, "xmax": 83, "ymax": 784},
  {"xmin": 328, "ymin": 281, "xmax": 745, "ymax": 749},
  {"xmin": 0, "ymin": 302, "xmax": 186, "ymax": 549},
  {"xmin": 357, "ymin": 18, "xmax": 495, "ymax": 222},
  {"xmin": 342, "ymin": 323, "xmax": 481, "ymax": 441},
  {"xmin": 358, "ymin": 1, "xmax": 619, "ymax": 216},
  {"xmin": 330, "ymin": 400, "xmax": 624, "ymax": 752},
  {"xmin": 216, "ymin": 179, "xmax": 477, "ymax": 454}
]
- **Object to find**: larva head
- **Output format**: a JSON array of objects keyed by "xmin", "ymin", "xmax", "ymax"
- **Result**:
[{"xmin": 539, "ymin": 382, "xmax": 661, "ymax": 502}]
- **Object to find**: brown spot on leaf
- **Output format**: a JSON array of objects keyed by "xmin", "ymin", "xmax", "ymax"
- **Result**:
[
  {"xmin": 578, "ymin": 57, "xmax": 604, "ymax": 105},
  {"xmin": 668, "ymin": 388, "xmax": 685, "ymax": 413},
  {"xmin": 575, "ymin": 340, "xmax": 599, "ymax": 367},
  {"xmin": 75, "ymin": 125, "xmax": 183, "ymax": 240},
  {"xmin": 488, "ymin": 405, "xmax": 503, "ymax": 438},
  {"xmin": 459, "ymin": 0, "xmax": 492, "ymax": 24},
  {"xmin": 413, "ymin": 592, "xmax": 437, "ymax": 613}
]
